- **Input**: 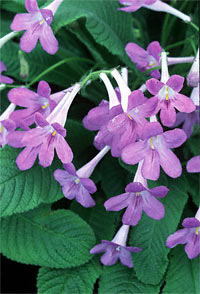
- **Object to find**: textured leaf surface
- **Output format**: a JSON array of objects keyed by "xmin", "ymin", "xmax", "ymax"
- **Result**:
[
  {"xmin": 0, "ymin": 206, "xmax": 95, "ymax": 268},
  {"xmin": 37, "ymin": 258, "xmax": 102, "ymax": 294},
  {"xmin": 129, "ymin": 175, "xmax": 188, "ymax": 285},
  {"xmin": 163, "ymin": 247, "xmax": 200, "ymax": 293},
  {"xmin": 0, "ymin": 146, "xmax": 62, "ymax": 217},
  {"xmin": 99, "ymin": 263, "xmax": 160, "ymax": 294}
]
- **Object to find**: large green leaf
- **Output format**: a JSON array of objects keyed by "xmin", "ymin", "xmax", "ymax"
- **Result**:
[
  {"xmin": 37, "ymin": 258, "xmax": 102, "ymax": 294},
  {"xmin": 129, "ymin": 175, "xmax": 188, "ymax": 285},
  {"xmin": 0, "ymin": 146, "xmax": 62, "ymax": 217},
  {"xmin": 163, "ymin": 247, "xmax": 200, "ymax": 293},
  {"xmin": 99, "ymin": 263, "xmax": 161, "ymax": 294},
  {"xmin": 0, "ymin": 205, "xmax": 95, "ymax": 268}
]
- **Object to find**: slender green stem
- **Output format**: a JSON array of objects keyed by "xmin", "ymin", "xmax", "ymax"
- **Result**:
[
  {"xmin": 80, "ymin": 69, "xmax": 113, "ymax": 87},
  {"xmin": 188, "ymin": 21, "xmax": 199, "ymax": 32},
  {"xmin": 165, "ymin": 36, "xmax": 195, "ymax": 50},
  {"xmin": 27, "ymin": 57, "xmax": 94, "ymax": 87}
]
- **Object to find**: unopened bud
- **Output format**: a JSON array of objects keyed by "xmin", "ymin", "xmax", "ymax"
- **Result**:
[{"xmin": 18, "ymin": 50, "xmax": 29, "ymax": 79}]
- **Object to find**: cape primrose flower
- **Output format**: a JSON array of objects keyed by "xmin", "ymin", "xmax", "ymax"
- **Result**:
[
  {"xmin": 121, "ymin": 122, "xmax": 187, "ymax": 180},
  {"xmin": 54, "ymin": 146, "xmax": 110, "ymax": 207},
  {"xmin": 8, "ymin": 81, "xmax": 56, "ymax": 128},
  {"xmin": 10, "ymin": 0, "xmax": 63, "ymax": 54},
  {"xmin": 166, "ymin": 215, "xmax": 200, "ymax": 259},
  {"xmin": 90, "ymin": 225, "xmax": 142, "ymax": 268},
  {"xmin": 0, "ymin": 61, "xmax": 14, "ymax": 84}
]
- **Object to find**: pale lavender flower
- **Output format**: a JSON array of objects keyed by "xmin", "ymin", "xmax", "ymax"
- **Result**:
[
  {"xmin": 8, "ymin": 81, "xmax": 56, "ymax": 128},
  {"xmin": 121, "ymin": 121, "xmax": 187, "ymax": 180},
  {"xmin": 119, "ymin": 0, "xmax": 191, "ymax": 22},
  {"xmin": 54, "ymin": 146, "xmax": 110, "ymax": 207},
  {"xmin": 186, "ymin": 156, "xmax": 200, "ymax": 173},
  {"xmin": 187, "ymin": 49, "xmax": 199, "ymax": 88},
  {"xmin": 10, "ymin": 0, "xmax": 63, "ymax": 54},
  {"xmin": 166, "ymin": 214, "xmax": 200, "ymax": 259},
  {"xmin": 90, "ymin": 225, "xmax": 142, "ymax": 268},
  {"xmin": 0, "ymin": 62, "xmax": 13, "ymax": 84},
  {"xmin": 146, "ymin": 52, "xmax": 195, "ymax": 127},
  {"xmin": 104, "ymin": 161, "xmax": 168, "ymax": 225},
  {"xmin": 0, "ymin": 103, "xmax": 16, "ymax": 148}
]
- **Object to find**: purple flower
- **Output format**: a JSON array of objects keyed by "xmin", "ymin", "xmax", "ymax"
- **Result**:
[
  {"xmin": 105, "ymin": 182, "xmax": 168, "ymax": 226},
  {"xmin": 0, "ymin": 61, "xmax": 13, "ymax": 84},
  {"xmin": 186, "ymin": 156, "xmax": 200, "ymax": 173},
  {"xmin": 118, "ymin": 0, "xmax": 157, "ymax": 12},
  {"xmin": 126, "ymin": 41, "xmax": 162, "ymax": 78},
  {"xmin": 7, "ymin": 112, "xmax": 73, "ymax": 170},
  {"xmin": 166, "ymin": 217, "xmax": 200, "ymax": 259},
  {"xmin": 10, "ymin": 0, "xmax": 59, "ymax": 54},
  {"xmin": 121, "ymin": 122, "xmax": 187, "ymax": 180},
  {"xmin": 146, "ymin": 75, "xmax": 196, "ymax": 127},
  {"xmin": 187, "ymin": 49, "xmax": 199, "ymax": 88},
  {"xmin": 174, "ymin": 108, "xmax": 199, "ymax": 138},
  {"xmin": 0, "ymin": 103, "xmax": 16, "ymax": 148},
  {"xmin": 54, "ymin": 163, "xmax": 97, "ymax": 208},
  {"xmin": 90, "ymin": 225, "xmax": 142, "ymax": 268},
  {"xmin": 8, "ymin": 81, "xmax": 56, "ymax": 128}
]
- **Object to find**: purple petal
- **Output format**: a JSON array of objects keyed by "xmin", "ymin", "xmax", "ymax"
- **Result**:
[
  {"xmin": 10, "ymin": 13, "xmax": 36, "ymax": 31},
  {"xmin": 122, "ymin": 196, "xmax": 143, "ymax": 226},
  {"xmin": 166, "ymin": 228, "xmax": 189, "ymax": 248},
  {"xmin": 100, "ymin": 246, "xmax": 119, "ymax": 266},
  {"xmin": 16, "ymin": 146, "xmax": 40, "ymax": 170},
  {"xmin": 107, "ymin": 113, "xmax": 127, "ymax": 134},
  {"xmin": 139, "ymin": 96, "xmax": 158, "ymax": 117},
  {"xmin": 52, "ymin": 123, "xmax": 66, "ymax": 137},
  {"xmin": 142, "ymin": 122, "xmax": 163, "ymax": 140},
  {"xmin": 142, "ymin": 149, "xmax": 160, "ymax": 180},
  {"xmin": 0, "ymin": 61, "xmax": 6, "ymax": 72},
  {"xmin": 62, "ymin": 183, "xmax": 77, "ymax": 200},
  {"xmin": 20, "ymin": 27, "xmax": 40, "ymax": 53},
  {"xmin": 150, "ymin": 69, "xmax": 160, "ymax": 79},
  {"xmin": 166, "ymin": 75, "xmax": 184, "ymax": 92},
  {"xmin": 55, "ymin": 135, "xmax": 73, "ymax": 164},
  {"xmin": 1, "ymin": 119, "xmax": 16, "ymax": 132},
  {"xmin": 37, "ymin": 80, "xmax": 51, "ymax": 97},
  {"xmin": 22, "ymin": 128, "xmax": 48, "ymax": 147},
  {"xmin": 121, "ymin": 141, "xmax": 147, "ymax": 165},
  {"xmin": 39, "ymin": 136, "xmax": 56, "ymax": 167},
  {"xmin": 125, "ymin": 182, "xmax": 145, "ymax": 193},
  {"xmin": 186, "ymin": 156, "xmax": 200, "ymax": 173},
  {"xmin": 146, "ymin": 78, "xmax": 164, "ymax": 95},
  {"xmin": 83, "ymin": 101, "xmax": 109, "ymax": 131},
  {"xmin": 142, "ymin": 192, "xmax": 165, "ymax": 220},
  {"xmin": 126, "ymin": 246, "xmax": 142, "ymax": 253},
  {"xmin": 8, "ymin": 88, "xmax": 38, "ymax": 107},
  {"xmin": 127, "ymin": 90, "xmax": 147, "ymax": 110},
  {"xmin": 0, "ymin": 75, "xmax": 13, "ymax": 84},
  {"xmin": 173, "ymin": 94, "xmax": 196, "ymax": 113},
  {"xmin": 54, "ymin": 169, "xmax": 74, "ymax": 185},
  {"xmin": 7, "ymin": 131, "xmax": 26, "ymax": 148},
  {"xmin": 90, "ymin": 243, "xmax": 107, "ymax": 254},
  {"xmin": 163, "ymin": 128, "xmax": 187, "ymax": 149},
  {"xmin": 76, "ymin": 186, "xmax": 96, "ymax": 208},
  {"xmin": 147, "ymin": 41, "xmax": 162, "ymax": 61},
  {"xmin": 160, "ymin": 102, "xmax": 176, "ymax": 127},
  {"xmin": 119, "ymin": 4, "xmax": 142, "ymax": 13},
  {"xmin": 148, "ymin": 186, "xmax": 169, "ymax": 198},
  {"xmin": 25, "ymin": 0, "xmax": 39, "ymax": 12},
  {"xmin": 35, "ymin": 112, "xmax": 49, "ymax": 127},
  {"xmin": 125, "ymin": 42, "xmax": 148, "ymax": 63},
  {"xmin": 182, "ymin": 218, "xmax": 200, "ymax": 228},
  {"xmin": 158, "ymin": 146, "xmax": 182, "ymax": 178},
  {"xmin": 185, "ymin": 234, "xmax": 200, "ymax": 259},
  {"xmin": 104, "ymin": 193, "xmax": 130, "ymax": 211},
  {"xmin": 119, "ymin": 248, "xmax": 133, "ymax": 268},
  {"xmin": 80, "ymin": 178, "xmax": 97, "ymax": 194},
  {"xmin": 39, "ymin": 24, "xmax": 58, "ymax": 55},
  {"xmin": 63, "ymin": 163, "xmax": 77, "ymax": 176}
]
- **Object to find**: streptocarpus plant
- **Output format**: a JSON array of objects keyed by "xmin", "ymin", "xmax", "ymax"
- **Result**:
[{"xmin": 0, "ymin": 0, "xmax": 199, "ymax": 293}]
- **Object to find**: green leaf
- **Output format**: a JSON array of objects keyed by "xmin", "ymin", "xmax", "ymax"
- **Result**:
[
  {"xmin": 37, "ymin": 257, "xmax": 102, "ymax": 294},
  {"xmin": 52, "ymin": 0, "xmax": 134, "ymax": 66},
  {"xmin": 129, "ymin": 176, "xmax": 188, "ymax": 285},
  {"xmin": 99, "ymin": 263, "xmax": 161, "ymax": 294},
  {"xmin": 0, "ymin": 146, "xmax": 62, "ymax": 217},
  {"xmin": 0, "ymin": 205, "xmax": 95, "ymax": 268},
  {"xmin": 163, "ymin": 247, "xmax": 200, "ymax": 293}
]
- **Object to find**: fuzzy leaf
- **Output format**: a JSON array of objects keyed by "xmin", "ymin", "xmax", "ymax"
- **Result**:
[{"xmin": 0, "ymin": 206, "xmax": 95, "ymax": 268}]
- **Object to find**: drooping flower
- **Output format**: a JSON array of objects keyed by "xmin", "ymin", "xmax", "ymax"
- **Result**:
[
  {"xmin": 8, "ymin": 81, "xmax": 56, "ymax": 128},
  {"xmin": 186, "ymin": 156, "xmax": 200, "ymax": 173},
  {"xmin": 187, "ymin": 49, "xmax": 199, "ymax": 88},
  {"xmin": 10, "ymin": 0, "xmax": 63, "ymax": 54},
  {"xmin": 0, "ymin": 62, "xmax": 14, "ymax": 84},
  {"xmin": 166, "ymin": 215, "xmax": 200, "ymax": 259},
  {"xmin": 118, "ymin": 0, "xmax": 191, "ymax": 22},
  {"xmin": 90, "ymin": 224, "xmax": 142, "ymax": 268},
  {"xmin": 146, "ymin": 52, "xmax": 195, "ymax": 127},
  {"xmin": 105, "ymin": 161, "xmax": 168, "ymax": 225},
  {"xmin": 7, "ymin": 83, "xmax": 81, "ymax": 170},
  {"xmin": 121, "ymin": 121, "xmax": 187, "ymax": 180},
  {"xmin": 0, "ymin": 103, "xmax": 16, "ymax": 148},
  {"xmin": 54, "ymin": 146, "xmax": 110, "ymax": 207}
]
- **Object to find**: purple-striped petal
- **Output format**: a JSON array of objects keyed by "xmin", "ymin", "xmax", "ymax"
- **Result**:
[
  {"xmin": 104, "ymin": 193, "xmax": 130, "ymax": 211},
  {"xmin": 20, "ymin": 27, "xmax": 40, "ymax": 53},
  {"xmin": 127, "ymin": 90, "xmax": 147, "ymax": 110},
  {"xmin": 185, "ymin": 234, "xmax": 200, "ymax": 259},
  {"xmin": 55, "ymin": 135, "xmax": 73, "ymax": 164},
  {"xmin": 173, "ymin": 93, "xmax": 196, "ymax": 113},
  {"xmin": 142, "ymin": 149, "xmax": 160, "ymax": 180},
  {"xmin": 119, "ymin": 248, "xmax": 133, "ymax": 268},
  {"xmin": 10, "ymin": 13, "xmax": 36, "ymax": 31},
  {"xmin": 146, "ymin": 78, "xmax": 164, "ymax": 95},
  {"xmin": 166, "ymin": 75, "xmax": 184, "ymax": 92},
  {"xmin": 158, "ymin": 146, "xmax": 182, "ymax": 178},
  {"xmin": 100, "ymin": 246, "xmax": 119, "ymax": 266},
  {"xmin": 16, "ymin": 146, "xmax": 40, "ymax": 170},
  {"xmin": 81, "ymin": 178, "xmax": 97, "ymax": 194},
  {"xmin": 39, "ymin": 136, "xmax": 56, "ymax": 167},
  {"xmin": 160, "ymin": 102, "xmax": 176, "ymax": 127},
  {"xmin": 76, "ymin": 185, "xmax": 96, "ymax": 208},
  {"xmin": 122, "ymin": 196, "xmax": 143, "ymax": 226},
  {"xmin": 142, "ymin": 122, "xmax": 163, "ymax": 140},
  {"xmin": 142, "ymin": 192, "xmax": 165, "ymax": 220},
  {"xmin": 39, "ymin": 24, "xmax": 58, "ymax": 55}
]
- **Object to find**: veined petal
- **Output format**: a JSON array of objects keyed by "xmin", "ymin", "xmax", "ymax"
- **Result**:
[
  {"xmin": 119, "ymin": 248, "xmax": 133, "ymax": 268},
  {"xmin": 7, "ymin": 130, "xmax": 26, "ymax": 148},
  {"xmin": 142, "ymin": 192, "xmax": 165, "ymax": 220},
  {"xmin": 149, "ymin": 186, "xmax": 169, "ymax": 197},
  {"xmin": 37, "ymin": 80, "xmax": 51, "ymax": 97},
  {"xmin": 142, "ymin": 149, "xmax": 160, "ymax": 180},
  {"xmin": 16, "ymin": 146, "xmax": 40, "ymax": 170},
  {"xmin": 100, "ymin": 246, "xmax": 119, "ymax": 266},
  {"xmin": 10, "ymin": 13, "xmax": 36, "ymax": 31},
  {"xmin": 39, "ymin": 135, "xmax": 56, "ymax": 167},
  {"xmin": 55, "ymin": 135, "xmax": 73, "ymax": 164},
  {"xmin": 122, "ymin": 195, "xmax": 143, "ymax": 226},
  {"xmin": 146, "ymin": 78, "xmax": 164, "ymax": 95},
  {"xmin": 182, "ymin": 218, "xmax": 200, "ymax": 228},
  {"xmin": 127, "ymin": 90, "xmax": 147, "ymax": 110},
  {"xmin": 166, "ymin": 75, "xmax": 184, "ymax": 92},
  {"xmin": 185, "ymin": 234, "xmax": 200, "ymax": 259},
  {"xmin": 76, "ymin": 185, "xmax": 96, "ymax": 208},
  {"xmin": 80, "ymin": 178, "xmax": 97, "ymax": 194},
  {"xmin": 121, "ymin": 141, "xmax": 147, "ymax": 165},
  {"xmin": 125, "ymin": 42, "xmax": 148, "ymax": 63},
  {"xmin": 142, "ymin": 122, "xmax": 163, "ymax": 140},
  {"xmin": 173, "ymin": 93, "xmax": 196, "ymax": 113},
  {"xmin": 39, "ymin": 24, "xmax": 58, "ymax": 55},
  {"xmin": 8, "ymin": 88, "xmax": 38, "ymax": 107},
  {"xmin": 160, "ymin": 102, "xmax": 176, "ymax": 127},
  {"xmin": 158, "ymin": 145, "xmax": 182, "ymax": 178},
  {"xmin": 147, "ymin": 41, "xmax": 162, "ymax": 61},
  {"xmin": 104, "ymin": 193, "xmax": 130, "ymax": 211},
  {"xmin": 20, "ymin": 27, "xmax": 40, "ymax": 53},
  {"xmin": 25, "ymin": 0, "xmax": 39, "ymax": 12},
  {"xmin": 22, "ymin": 127, "xmax": 48, "ymax": 146}
]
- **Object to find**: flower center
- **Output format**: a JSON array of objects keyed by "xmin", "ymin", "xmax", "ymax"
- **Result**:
[
  {"xmin": 0, "ymin": 125, "xmax": 4, "ymax": 133},
  {"xmin": 195, "ymin": 226, "xmax": 199, "ymax": 235},
  {"xmin": 39, "ymin": 19, "xmax": 45, "ymax": 25},
  {"xmin": 165, "ymin": 87, "xmax": 169, "ymax": 101},
  {"xmin": 136, "ymin": 192, "xmax": 140, "ymax": 196},
  {"xmin": 75, "ymin": 178, "xmax": 80, "ymax": 184},
  {"xmin": 158, "ymin": 85, "xmax": 174, "ymax": 101},
  {"xmin": 52, "ymin": 130, "xmax": 56, "ymax": 136},
  {"xmin": 126, "ymin": 113, "xmax": 133, "ymax": 120},
  {"xmin": 148, "ymin": 61, "xmax": 157, "ymax": 67},
  {"xmin": 42, "ymin": 103, "xmax": 50, "ymax": 109},
  {"xmin": 150, "ymin": 137, "xmax": 155, "ymax": 149}
]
